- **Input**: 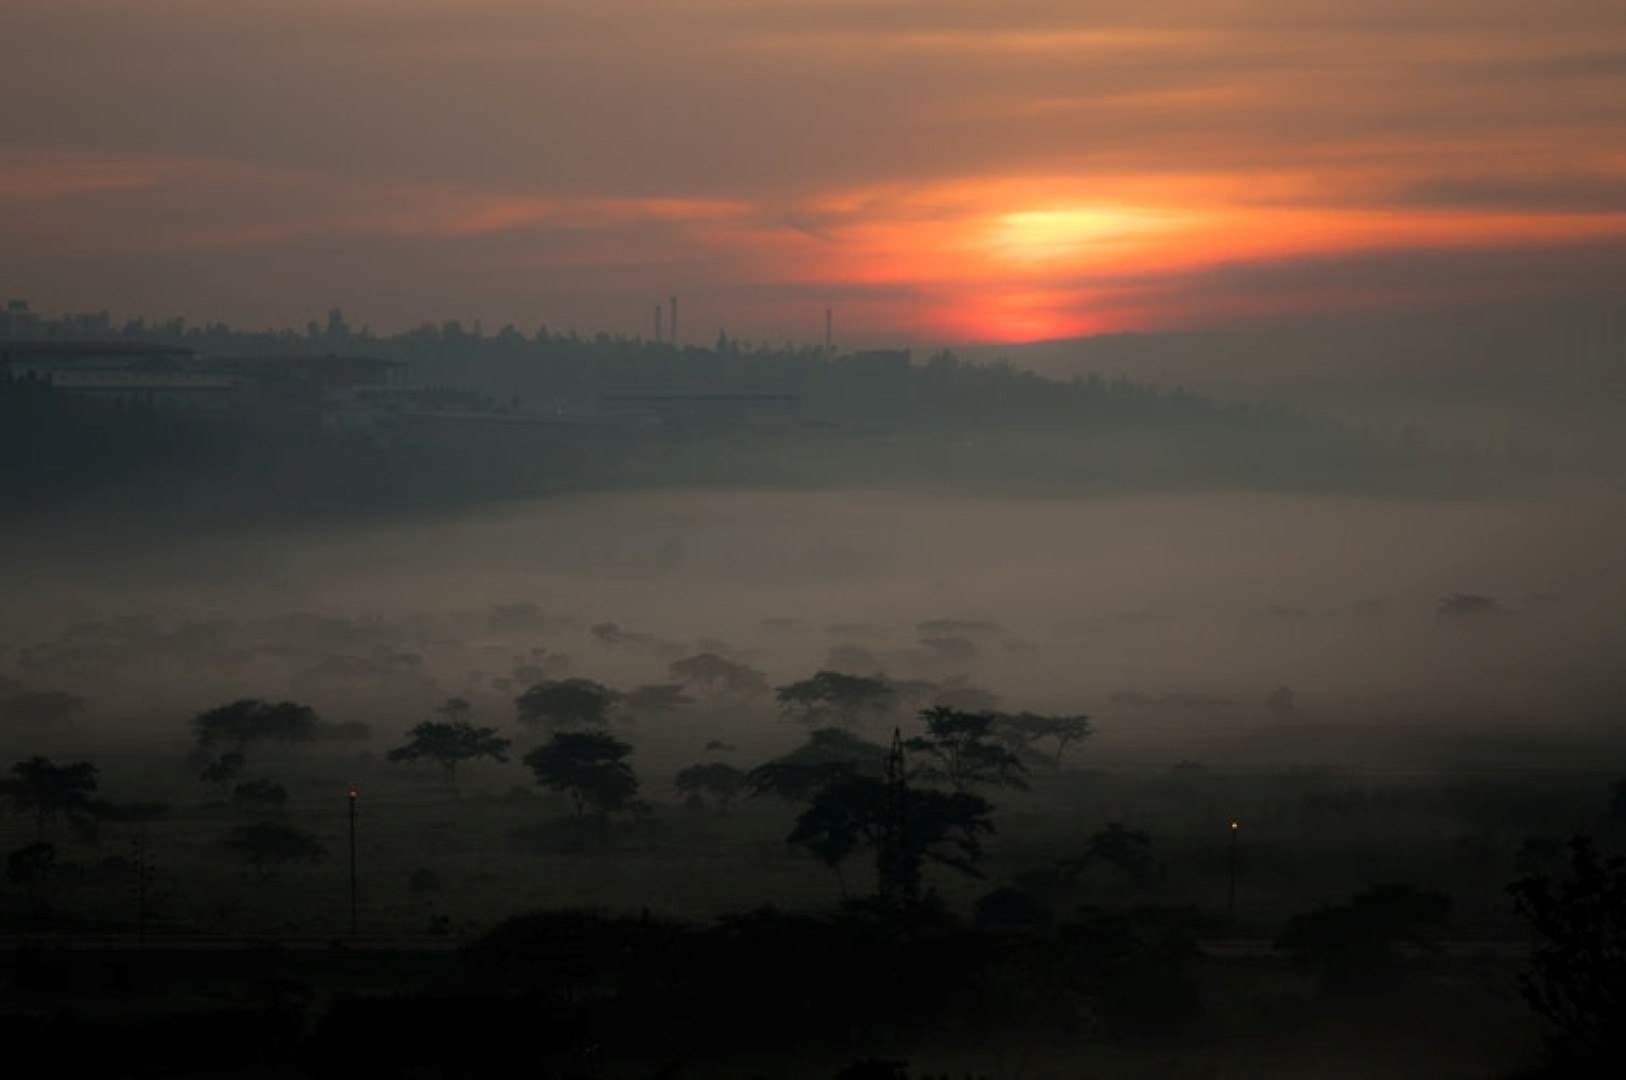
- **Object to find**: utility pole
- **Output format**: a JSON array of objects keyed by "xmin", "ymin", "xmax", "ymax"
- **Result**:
[
  {"xmin": 348, "ymin": 784, "xmax": 359, "ymax": 937},
  {"xmin": 879, "ymin": 728, "xmax": 915, "ymax": 905}
]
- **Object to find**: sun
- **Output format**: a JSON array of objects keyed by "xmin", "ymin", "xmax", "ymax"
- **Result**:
[{"xmin": 989, "ymin": 205, "xmax": 1181, "ymax": 264}]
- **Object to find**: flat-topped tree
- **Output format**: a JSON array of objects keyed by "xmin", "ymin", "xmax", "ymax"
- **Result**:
[
  {"xmin": 906, "ymin": 707, "xmax": 1028, "ymax": 792},
  {"xmin": 674, "ymin": 762, "xmax": 747, "ymax": 811},
  {"xmin": 1, "ymin": 757, "xmax": 98, "ymax": 838},
  {"xmin": 524, "ymin": 731, "xmax": 638, "ymax": 831},
  {"xmin": 219, "ymin": 820, "xmax": 325, "ymax": 882},
  {"xmin": 745, "ymin": 727, "xmax": 884, "ymax": 803},
  {"xmin": 775, "ymin": 671, "xmax": 895, "ymax": 729},
  {"xmin": 668, "ymin": 652, "xmax": 769, "ymax": 698},
  {"xmin": 992, "ymin": 711, "xmax": 1092, "ymax": 767},
  {"xmin": 388, "ymin": 714, "xmax": 511, "ymax": 794},
  {"xmin": 513, "ymin": 678, "xmax": 621, "ymax": 733},
  {"xmin": 787, "ymin": 774, "xmax": 994, "ymax": 900},
  {"xmin": 192, "ymin": 699, "xmax": 319, "ymax": 752}
]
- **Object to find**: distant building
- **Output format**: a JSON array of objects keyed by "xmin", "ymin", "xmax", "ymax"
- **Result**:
[
  {"xmin": 204, "ymin": 354, "xmax": 408, "ymax": 411},
  {"xmin": 0, "ymin": 341, "xmax": 409, "ymax": 416},
  {"xmin": 0, "ymin": 300, "xmax": 43, "ymax": 339}
]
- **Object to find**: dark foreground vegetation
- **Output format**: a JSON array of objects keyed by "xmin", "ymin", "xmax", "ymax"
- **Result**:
[
  {"xmin": 2, "ymin": 667, "xmax": 1623, "ymax": 1076},
  {"xmin": 0, "ymin": 895, "xmax": 1563, "ymax": 1080}
]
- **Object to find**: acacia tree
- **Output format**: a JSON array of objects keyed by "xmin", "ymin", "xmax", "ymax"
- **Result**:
[
  {"xmin": 775, "ymin": 671, "xmax": 895, "ymax": 728},
  {"xmin": 992, "ymin": 711, "xmax": 1092, "ymax": 767},
  {"xmin": 786, "ymin": 774, "xmax": 994, "ymax": 899},
  {"xmin": 219, "ymin": 820, "xmax": 325, "ymax": 882},
  {"xmin": 388, "ymin": 718, "xmax": 511, "ymax": 794},
  {"xmin": 668, "ymin": 653, "xmax": 769, "ymax": 698},
  {"xmin": 0, "ymin": 757, "xmax": 99, "ymax": 838},
  {"xmin": 744, "ymin": 727, "xmax": 883, "ymax": 803},
  {"xmin": 674, "ymin": 762, "xmax": 748, "ymax": 811},
  {"xmin": 906, "ymin": 707, "xmax": 1028, "ymax": 792},
  {"xmin": 513, "ymin": 679, "xmax": 621, "ymax": 733},
  {"xmin": 192, "ymin": 699, "xmax": 319, "ymax": 752},
  {"xmin": 1066, "ymin": 822, "xmax": 1158, "ymax": 887},
  {"xmin": 524, "ymin": 731, "xmax": 638, "ymax": 825}
]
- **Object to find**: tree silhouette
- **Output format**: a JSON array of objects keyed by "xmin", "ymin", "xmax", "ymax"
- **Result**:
[
  {"xmin": 387, "ymin": 719, "xmax": 511, "ymax": 794},
  {"xmin": 991, "ymin": 711, "xmax": 1092, "ymax": 767},
  {"xmin": 668, "ymin": 652, "xmax": 769, "ymax": 698},
  {"xmin": 746, "ymin": 759, "xmax": 858, "ymax": 803},
  {"xmin": 523, "ymin": 731, "xmax": 638, "ymax": 824},
  {"xmin": 775, "ymin": 671, "xmax": 895, "ymax": 728},
  {"xmin": 906, "ymin": 707, "xmax": 1028, "ymax": 791},
  {"xmin": 514, "ymin": 679, "xmax": 621, "ymax": 732},
  {"xmin": 435, "ymin": 696, "xmax": 473, "ymax": 723},
  {"xmin": 745, "ymin": 727, "xmax": 884, "ymax": 802},
  {"xmin": 1067, "ymin": 822, "xmax": 1158, "ymax": 888},
  {"xmin": 199, "ymin": 751, "xmax": 246, "ymax": 792},
  {"xmin": 192, "ymin": 699, "xmax": 319, "ymax": 751},
  {"xmin": 0, "ymin": 756, "xmax": 98, "ymax": 837},
  {"xmin": 219, "ymin": 820, "xmax": 325, "ymax": 881},
  {"xmin": 787, "ymin": 774, "xmax": 993, "ymax": 897},
  {"xmin": 674, "ymin": 762, "xmax": 748, "ymax": 811},
  {"xmin": 1508, "ymin": 835, "xmax": 1626, "ymax": 1071}
]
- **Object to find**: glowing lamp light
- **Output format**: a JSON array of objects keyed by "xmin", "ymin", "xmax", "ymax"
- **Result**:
[
  {"xmin": 348, "ymin": 785, "xmax": 359, "ymax": 801},
  {"xmin": 1229, "ymin": 820, "xmax": 1239, "ymax": 831}
]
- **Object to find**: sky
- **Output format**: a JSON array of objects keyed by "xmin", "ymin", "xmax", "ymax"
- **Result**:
[{"xmin": 4, "ymin": 0, "xmax": 1626, "ymax": 346}]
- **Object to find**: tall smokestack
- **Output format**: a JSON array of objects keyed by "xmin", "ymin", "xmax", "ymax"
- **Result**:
[
  {"xmin": 669, "ymin": 295, "xmax": 679, "ymax": 347},
  {"xmin": 654, "ymin": 304, "xmax": 663, "ymax": 345}
]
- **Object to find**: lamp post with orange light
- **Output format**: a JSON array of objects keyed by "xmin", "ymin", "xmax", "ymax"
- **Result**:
[
  {"xmin": 1227, "ymin": 819, "xmax": 1240, "ymax": 929},
  {"xmin": 347, "ymin": 784, "xmax": 359, "ymax": 937}
]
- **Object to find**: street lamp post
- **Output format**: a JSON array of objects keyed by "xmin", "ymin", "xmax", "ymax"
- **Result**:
[
  {"xmin": 1227, "ymin": 820, "xmax": 1240, "ymax": 930},
  {"xmin": 347, "ymin": 785, "xmax": 359, "ymax": 937}
]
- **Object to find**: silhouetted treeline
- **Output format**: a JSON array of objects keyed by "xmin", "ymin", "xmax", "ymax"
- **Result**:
[{"xmin": 3, "ymin": 310, "xmax": 1512, "ymax": 539}]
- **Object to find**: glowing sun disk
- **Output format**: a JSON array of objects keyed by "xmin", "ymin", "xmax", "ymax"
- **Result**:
[{"xmin": 991, "ymin": 205, "xmax": 1179, "ymax": 262}]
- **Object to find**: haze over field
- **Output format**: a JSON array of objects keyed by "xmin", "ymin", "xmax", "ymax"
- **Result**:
[
  {"xmin": 5, "ymin": 488, "xmax": 1624, "ymax": 771},
  {"xmin": 4, "ymin": 4, "xmax": 1626, "ymax": 1077}
]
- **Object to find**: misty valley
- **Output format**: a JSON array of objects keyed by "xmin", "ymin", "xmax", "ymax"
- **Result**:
[
  {"xmin": 10, "ymin": 0, "xmax": 1626, "ymax": 1072},
  {"xmin": 4, "ymin": 464, "xmax": 1625, "ymax": 1076}
]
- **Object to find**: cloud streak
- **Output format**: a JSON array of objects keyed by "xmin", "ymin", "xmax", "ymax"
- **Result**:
[{"xmin": 3, "ymin": 1, "xmax": 1625, "ymax": 341}]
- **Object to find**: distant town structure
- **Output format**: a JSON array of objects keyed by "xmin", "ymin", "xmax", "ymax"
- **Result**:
[{"xmin": 0, "ymin": 334, "xmax": 408, "ymax": 423}]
